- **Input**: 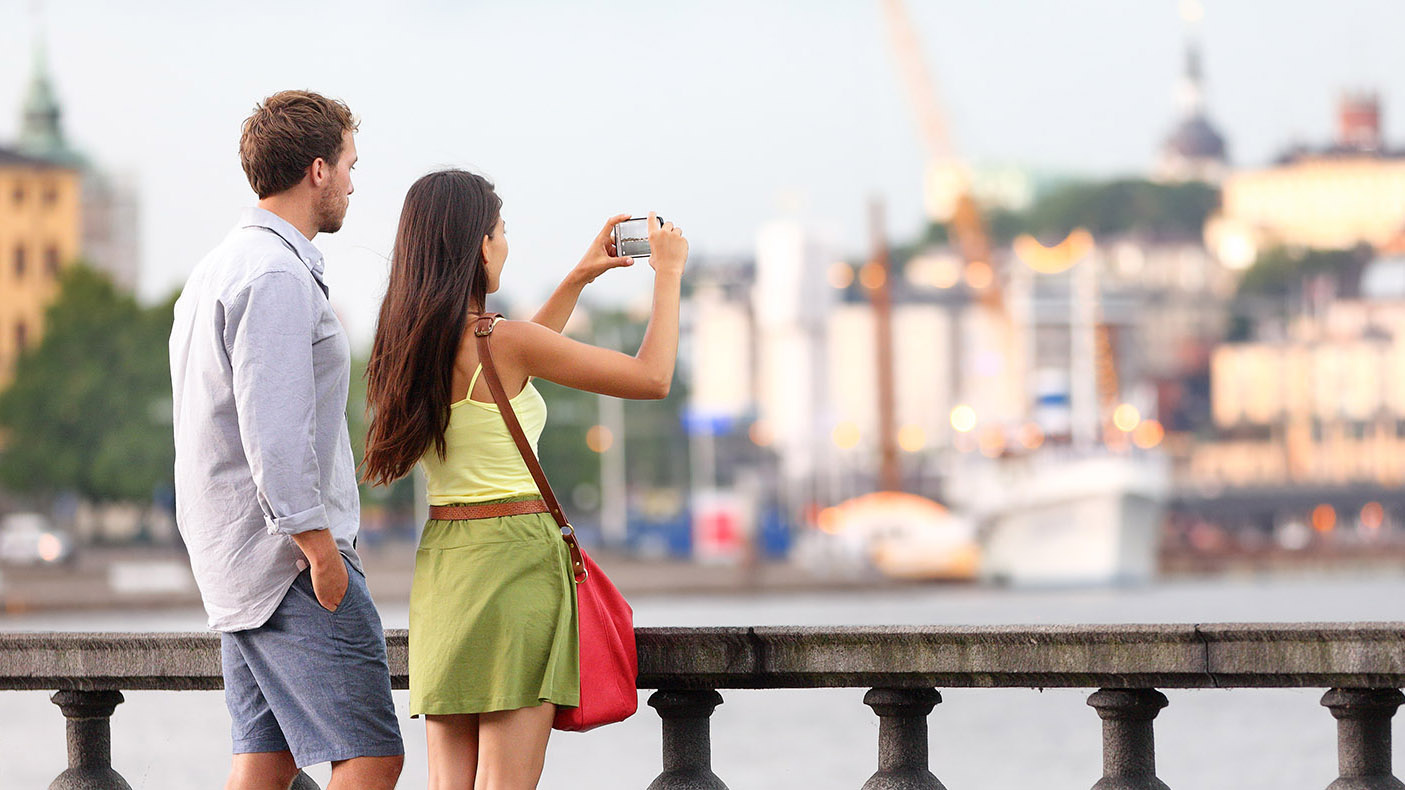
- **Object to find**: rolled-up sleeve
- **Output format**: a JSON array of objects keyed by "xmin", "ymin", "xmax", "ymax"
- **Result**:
[{"xmin": 223, "ymin": 271, "xmax": 330, "ymax": 536}]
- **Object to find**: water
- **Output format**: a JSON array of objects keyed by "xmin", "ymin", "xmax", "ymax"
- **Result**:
[{"xmin": 3, "ymin": 571, "xmax": 1404, "ymax": 789}]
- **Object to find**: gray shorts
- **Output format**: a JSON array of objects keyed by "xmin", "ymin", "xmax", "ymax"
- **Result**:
[{"xmin": 221, "ymin": 556, "xmax": 404, "ymax": 768}]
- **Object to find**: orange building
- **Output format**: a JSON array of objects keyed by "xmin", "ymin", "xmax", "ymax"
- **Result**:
[
  {"xmin": 0, "ymin": 149, "xmax": 81, "ymax": 388},
  {"xmin": 0, "ymin": 43, "xmax": 123, "ymax": 389}
]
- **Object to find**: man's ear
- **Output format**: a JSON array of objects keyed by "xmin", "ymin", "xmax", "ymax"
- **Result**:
[{"xmin": 308, "ymin": 157, "xmax": 329, "ymax": 188}]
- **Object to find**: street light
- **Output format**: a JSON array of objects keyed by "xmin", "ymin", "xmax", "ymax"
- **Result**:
[
  {"xmin": 897, "ymin": 424, "xmax": 926, "ymax": 453},
  {"xmin": 586, "ymin": 424, "xmax": 614, "ymax": 453},
  {"xmin": 949, "ymin": 404, "xmax": 977, "ymax": 433},
  {"xmin": 964, "ymin": 260, "xmax": 993, "ymax": 290},
  {"xmin": 1018, "ymin": 422, "xmax": 1045, "ymax": 450},
  {"xmin": 832, "ymin": 421, "xmax": 861, "ymax": 450},
  {"xmin": 827, "ymin": 261, "xmax": 855, "ymax": 289},
  {"xmin": 1311, "ymin": 504, "xmax": 1336, "ymax": 533},
  {"xmin": 1132, "ymin": 419, "xmax": 1165, "ymax": 449},
  {"xmin": 748, "ymin": 419, "xmax": 775, "ymax": 447},
  {"xmin": 859, "ymin": 262, "xmax": 886, "ymax": 291},
  {"xmin": 1112, "ymin": 403, "xmax": 1141, "ymax": 433}
]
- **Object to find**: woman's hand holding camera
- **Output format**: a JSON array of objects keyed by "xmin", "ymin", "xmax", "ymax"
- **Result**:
[
  {"xmin": 574, "ymin": 213, "xmax": 634, "ymax": 285},
  {"xmin": 647, "ymin": 211, "xmax": 688, "ymax": 278}
]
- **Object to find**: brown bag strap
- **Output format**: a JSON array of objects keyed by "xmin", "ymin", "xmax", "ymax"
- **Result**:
[{"xmin": 471, "ymin": 313, "xmax": 587, "ymax": 582}]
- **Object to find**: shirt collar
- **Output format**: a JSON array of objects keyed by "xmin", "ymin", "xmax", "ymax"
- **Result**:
[{"xmin": 239, "ymin": 207, "xmax": 327, "ymax": 282}]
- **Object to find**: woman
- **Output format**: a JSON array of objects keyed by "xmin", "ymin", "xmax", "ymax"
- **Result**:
[{"xmin": 361, "ymin": 169, "xmax": 687, "ymax": 789}]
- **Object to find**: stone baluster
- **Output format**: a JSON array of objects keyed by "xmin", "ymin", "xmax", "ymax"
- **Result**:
[
  {"xmin": 49, "ymin": 689, "xmax": 132, "ymax": 790},
  {"xmin": 1321, "ymin": 688, "xmax": 1405, "ymax": 790},
  {"xmin": 861, "ymin": 687, "xmax": 945, "ymax": 790},
  {"xmin": 648, "ymin": 689, "xmax": 728, "ymax": 790},
  {"xmin": 1086, "ymin": 688, "xmax": 1170, "ymax": 790}
]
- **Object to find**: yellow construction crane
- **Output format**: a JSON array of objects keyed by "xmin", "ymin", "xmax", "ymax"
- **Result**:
[
  {"xmin": 878, "ymin": 0, "xmax": 998, "ymax": 310},
  {"xmin": 878, "ymin": 0, "xmax": 1115, "ymax": 446}
]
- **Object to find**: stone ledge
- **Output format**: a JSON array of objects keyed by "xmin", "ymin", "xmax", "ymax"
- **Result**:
[{"xmin": 1, "ymin": 624, "xmax": 1402, "ymax": 691}]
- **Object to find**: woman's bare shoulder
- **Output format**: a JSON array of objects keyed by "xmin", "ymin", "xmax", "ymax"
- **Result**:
[
  {"xmin": 484, "ymin": 317, "xmax": 549, "ymax": 354},
  {"xmin": 473, "ymin": 318, "xmax": 553, "ymax": 380}
]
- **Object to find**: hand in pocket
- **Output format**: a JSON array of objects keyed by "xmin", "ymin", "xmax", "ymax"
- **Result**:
[{"xmin": 311, "ymin": 558, "xmax": 349, "ymax": 612}]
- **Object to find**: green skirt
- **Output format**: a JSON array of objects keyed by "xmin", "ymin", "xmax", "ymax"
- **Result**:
[{"xmin": 409, "ymin": 494, "xmax": 580, "ymax": 717}]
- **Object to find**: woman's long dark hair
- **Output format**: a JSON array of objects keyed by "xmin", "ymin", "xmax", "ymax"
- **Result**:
[{"xmin": 361, "ymin": 169, "xmax": 501, "ymax": 486}]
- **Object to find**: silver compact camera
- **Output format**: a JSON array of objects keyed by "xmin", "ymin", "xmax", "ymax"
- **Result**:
[{"xmin": 613, "ymin": 216, "xmax": 663, "ymax": 258}]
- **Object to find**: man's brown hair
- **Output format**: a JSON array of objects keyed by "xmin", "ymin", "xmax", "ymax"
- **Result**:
[{"xmin": 239, "ymin": 90, "xmax": 358, "ymax": 199}]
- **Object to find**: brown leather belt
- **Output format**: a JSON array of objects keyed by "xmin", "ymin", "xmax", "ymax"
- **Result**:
[{"xmin": 428, "ymin": 499, "xmax": 549, "ymax": 521}]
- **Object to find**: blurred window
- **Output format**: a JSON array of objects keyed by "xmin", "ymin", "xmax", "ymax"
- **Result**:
[
  {"xmin": 1350, "ymin": 422, "xmax": 1368, "ymax": 439},
  {"xmin": 1312, "ymin": 419, "xmax": 1324, "ymax": 442},
  {"xmin": 11, "ymin": 183, "xmax": 23, "ymax": 206},
  {"xmin": 13, "ymin": 246, "xmax": 26, "ymax": 279},
  {"xmin": 15, "ymin": 321, "xmax": 27, "ymax": 349},
  {"xmin": 42, "ymin": 182, "xmax": 58, "ymax": 205},
  {"xmin": 44, "ymin": 246, "xmax": 60, "ymax": 278}
]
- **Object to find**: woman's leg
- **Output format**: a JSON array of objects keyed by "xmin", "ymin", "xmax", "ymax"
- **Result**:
[
  {"xmin": 474, "ymin": 703, "xmax": 556, "ymax": 790},
  {"xmin": 426, "ymin": 713, "xmax": 480, "ymax": 790}
]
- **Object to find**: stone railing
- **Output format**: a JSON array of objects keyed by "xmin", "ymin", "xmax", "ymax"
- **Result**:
[{"xmin": 3, "ymin": 623, "xmax": 1405, "ymax": 789}]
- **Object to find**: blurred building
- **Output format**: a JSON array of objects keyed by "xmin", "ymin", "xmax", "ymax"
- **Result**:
[
  {"xmin": 1095, "ymin": 236, "xmax": 1235, "ymax": 381},
  {"xmin": 1190, "ymin": 251, "xmax": 1405, "ymax": 490},
  {"xmin": 0, "ymin": 40, "xmax": 141, "ymax": 387},
  {"xmin": 1207, "ymin": 94, "xmax": 1405, "ymax": 267},
  {"xmin": 827, "ymin": 297, "xmax": 957, "ymax": 461},
  {"xmin": 687, "ymin": 221, "xmax": 1193, "ymax": 506},
  {"xmin": 687, "ymin": 220, "xmax": 846, "ymax": 509}
]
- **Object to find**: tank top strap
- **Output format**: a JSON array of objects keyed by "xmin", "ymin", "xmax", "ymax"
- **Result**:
[{"xmin": 466, "ymin": 363, "xmax": 484, "ymax": 400}]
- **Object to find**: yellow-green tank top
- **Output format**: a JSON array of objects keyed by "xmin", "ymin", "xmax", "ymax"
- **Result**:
[{"xmin": 421, "ymin": 358, "xmax": 548, "ymax": 506}]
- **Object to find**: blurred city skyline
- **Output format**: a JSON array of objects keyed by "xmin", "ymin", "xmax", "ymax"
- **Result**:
[{"xmin": 1, "ymin": 0, "xmax": 1404, "ymax": 349}]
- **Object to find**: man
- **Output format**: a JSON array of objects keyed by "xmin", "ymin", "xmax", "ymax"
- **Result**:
[{"xmin": 170, "ymin": 90, "xmax": 403, "ymax": 790}]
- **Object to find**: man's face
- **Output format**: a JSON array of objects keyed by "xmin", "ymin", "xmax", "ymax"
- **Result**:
[{"xmin": 315, "ymin": 130, "xmax": 357, "ymax": 234}]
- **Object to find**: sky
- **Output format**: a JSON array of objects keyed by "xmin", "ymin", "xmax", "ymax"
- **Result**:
[{"xmin": 1, "ymin": 0, "xmax": 1404, "ymax": 350}]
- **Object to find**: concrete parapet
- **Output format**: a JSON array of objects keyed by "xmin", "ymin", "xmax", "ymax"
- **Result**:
[
  {"xmin": 3, "ymin": 624, "xmax": 1402, "ymax": 691},
  {"xmin": 1, "ymin": 624, "xmax": 1403, "ymax": 789}
]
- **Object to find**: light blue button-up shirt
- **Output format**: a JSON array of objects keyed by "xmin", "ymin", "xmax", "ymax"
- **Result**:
[{"xmin": 170, "ymin": 207, "xmax": 362, "ymax": 632}]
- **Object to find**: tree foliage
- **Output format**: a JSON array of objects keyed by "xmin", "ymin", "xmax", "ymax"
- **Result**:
[
  {"xmin": 0, "ymin": 265, "xmax": 176, "ymax": 503},
  {"xmin": 1017, "ymin": 179, "xmax": 1219, "ymax": 241},
  {"xmin": 919, "ymin": 178, "xmax": 1221, "ymax": 248},
  {"xmin": 1223, "ymin": 245, "xmax": 1370, "ymax": 342},
  {"xmin": 1234, "ymin": 246, "xmax": 1366, "ymax": 300}
]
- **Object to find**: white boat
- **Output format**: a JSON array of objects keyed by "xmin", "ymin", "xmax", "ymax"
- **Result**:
[{"xmin": 947, "ymin": 450, "xmax": 1169, "ymax": 586}]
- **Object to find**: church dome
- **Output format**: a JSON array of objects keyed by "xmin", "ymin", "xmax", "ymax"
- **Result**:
[{"xmin": 1164, "ymin": 114, "xmax": 1227, "ymax": 161}]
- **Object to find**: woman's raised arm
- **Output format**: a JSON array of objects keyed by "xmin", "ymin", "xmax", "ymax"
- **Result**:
[{"xmin": 505, "ymin": 214, "xmax": 687, "ymax": 399}]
